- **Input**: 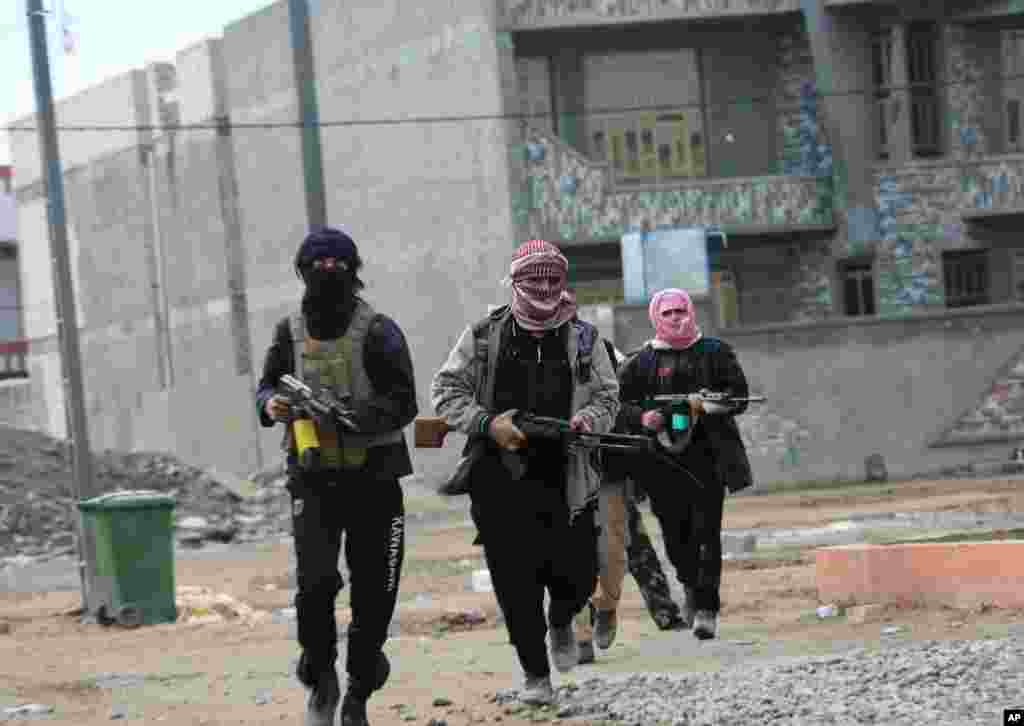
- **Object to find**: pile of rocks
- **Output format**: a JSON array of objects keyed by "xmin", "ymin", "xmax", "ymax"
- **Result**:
[{"xmin": 0, "ymin": 424, "xmax": 293, "ymax": 564}]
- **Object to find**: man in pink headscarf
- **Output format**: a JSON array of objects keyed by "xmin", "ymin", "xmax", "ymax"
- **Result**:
[
  {"xmin": 431, "ymin": 240, "xmax": 620, "ymax": 705},
  {"xmin": 613, "ymin": 287, "xmax": 755, "ymax": 641}
]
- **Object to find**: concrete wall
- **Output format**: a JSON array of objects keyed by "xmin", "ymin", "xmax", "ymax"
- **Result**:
[
  {"xmin": 610, "ymin": 301, "xmax": 1024, "ymax": 485},
  {"xmin": 230, "ymin": 0, "xmax": 517, "ymax": 480},
  {"xmin": 8, "ymin": 0, "xmax": 517, "ymax": 483},
  {"xmin": 0, "ymin": 380, "xmax": 33, "ymax": 430}
]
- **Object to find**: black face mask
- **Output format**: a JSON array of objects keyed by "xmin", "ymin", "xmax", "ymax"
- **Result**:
[{"xmin": 303, "ymin": 269, "xmax": 352, "ymax": 304}]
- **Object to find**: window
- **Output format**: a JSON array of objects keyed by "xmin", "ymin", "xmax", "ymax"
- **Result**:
[
  {"xmin": 943, "ymin": 249, "xmax": 990, "ymax": 308},
  {"xmin": 1003, "ymin": 31, "xmax": 1024, "ymax": 151},
  {"xmin": 872, "ymin": 30, "xmax": 893, "ymax": 159},
  {"xmin": 1009, "ymin": 98, "xmax": 1021, "ymax": 150},
  {"xmin": 1013, "ymin": 249, "xmax": 1024, "ymax": 301},
  {"xmin": 874, "ymin": 23, "xmax": 941, "ymax": 158},
  {"xmin": 582, "ymin": 50, "xmax": 705, "ymax": 181},
  {"xmin": 840, "ymin": 260, "xmax": 876, "ymax": 316},
  {"xmin": 906, "ymin": 21, "xmax": 941, "ymax": 157}
]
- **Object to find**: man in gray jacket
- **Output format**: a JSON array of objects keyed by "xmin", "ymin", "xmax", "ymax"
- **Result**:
[{"xmin": 430, "ymin": 240, "xmax": 619, "ymax": 705}]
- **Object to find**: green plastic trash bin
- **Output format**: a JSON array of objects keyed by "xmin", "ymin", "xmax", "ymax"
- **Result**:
[{"xmin": 78, "ymin": 490, "xmax": 177, "ymax": 627}]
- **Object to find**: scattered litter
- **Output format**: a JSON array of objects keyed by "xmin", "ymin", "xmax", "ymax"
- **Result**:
[
  {"xmin": 175, "ymin": 585, "xmax": 269, "ymax": 626},
  {"xmin": 847, "ymin": 603, "xmax": 886, "ymax": 624},
  {"xmin": 177, "ymin": 516, "xmax": 209, "ymax": 530},
  {"xmin": 881, "ymin": 625, "xmax": 905, "ymax": 635},
  {"xmin": 440, "ymin": 609, "xmax": 487, "ymax": 628},
  {"xmin": 471, "ymin": 569, "xmax": 493, "ymax": 593},
  {"xmin": 816, "ymin": 604, "xmax": 840, "ymax": 618},
  {"xmin": 3, "ymin": 703, "xmax": 54, "ymax": 716}
]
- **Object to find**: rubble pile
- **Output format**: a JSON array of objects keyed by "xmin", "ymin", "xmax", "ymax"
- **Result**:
[{"xmin": 0, "ymin": 424, "xmax": 292, "ymax": 564}]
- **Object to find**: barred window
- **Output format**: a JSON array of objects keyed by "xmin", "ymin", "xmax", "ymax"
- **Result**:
[{"xmin": 943, "ymin": 249, "xmax": 990, "ymax": 308}]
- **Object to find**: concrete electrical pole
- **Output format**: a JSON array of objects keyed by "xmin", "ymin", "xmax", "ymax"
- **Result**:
[
  {"xmin": 287, "ymin": 0, "xmax": 327, "ymax": 230},
  {"xmin": 26, "ymin": 0, "xmax": 97, "ymax": 613}
]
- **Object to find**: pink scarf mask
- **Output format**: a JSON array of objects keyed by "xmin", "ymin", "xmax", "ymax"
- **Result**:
[
  {"xmin": 503, "ymin": 240, "xmax": 577, "ymax": 332},
  {"xmin": 649, "ymin": 288, "xmax": 702, "ymax": 349}
]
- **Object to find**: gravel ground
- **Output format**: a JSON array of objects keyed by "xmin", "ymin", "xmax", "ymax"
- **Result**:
[{"xmin": 494, "ymin": 635, "xmax": 1023, "ymax": 725}]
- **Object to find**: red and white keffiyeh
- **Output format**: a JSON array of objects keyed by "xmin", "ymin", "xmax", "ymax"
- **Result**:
[{"xmin": 503, "ymin": 239, "xmax": 576, "ymax": 332}]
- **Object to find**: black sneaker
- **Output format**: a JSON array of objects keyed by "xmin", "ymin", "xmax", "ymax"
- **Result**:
[
  {"xmin": 548, "ymin": 623, "xmax": 578, "ymax": 673},
  {"xmin": 521, "ymin": 674, "xmax": 555, "ymax": 706},
  {"xmin": 693, "ymin": 610, "xmax": 718, "ymax": 640},
  {"xmin": 656, "ymin": 612, "xmax": 689, "ymax": 631},
  {"xmin": 305, "ymin": 668, "xmax": 340, "ymax": 726},
  {"xmin": 577, "ymin": 640, "xmax": 595, "ymax": 664},
  {"xmin": 340, "ymin": 692, "xmax": 368, "ymax": 726}
]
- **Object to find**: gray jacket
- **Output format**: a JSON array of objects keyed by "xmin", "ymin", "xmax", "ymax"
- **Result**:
[{"xmin": 430, "ymin": 306, "xmax": 620, "ymax": 524}]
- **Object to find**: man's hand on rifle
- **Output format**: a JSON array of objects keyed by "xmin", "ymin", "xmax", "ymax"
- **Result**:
[
  {"xmin": 640, "ymin": 410, "xmax": 665, "ymax": 432},
  {"xmin": 489, "ymin": 410, "xmax": 527, "ymax": 451},
  {"xmin": 569, "ymin": 413, "xmax": 593, "ymax": 433},
  {"xmin": 266, "ymin": 394, "xmax": 292, "ymax": 423}
]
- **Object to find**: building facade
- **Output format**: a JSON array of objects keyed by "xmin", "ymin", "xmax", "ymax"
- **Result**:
[
  {"xmin": 500, "ymin": 0, "xmax": 1024, "ymax": 330},
  {"xmin": 8, "ymin": 0, "xmax": 1024, "ymax": 485}
]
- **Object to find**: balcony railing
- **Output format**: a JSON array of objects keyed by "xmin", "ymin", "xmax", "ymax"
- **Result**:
[
  {"xmin": 497, "ymin": 0, "xmax": 801, "ymax": 30},
  {"xmin": 517, "ymin": 124, "xmax": 835, "ymax": 243}
]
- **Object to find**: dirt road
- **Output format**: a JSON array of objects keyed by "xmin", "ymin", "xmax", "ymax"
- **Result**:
[{"xmin": 1, "ymin": 476, "xmax": 1022, "ymax": 725}]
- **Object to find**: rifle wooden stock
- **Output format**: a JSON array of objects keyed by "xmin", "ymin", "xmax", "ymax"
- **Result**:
[{"xmin": 414, "ymin": 416, "xmax": 452, "ymax": 448}]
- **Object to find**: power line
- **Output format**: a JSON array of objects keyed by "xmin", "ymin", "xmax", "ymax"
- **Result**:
[{"xmin": 7, "ymin": 68, "xmax": 1024, "ymax": 134}]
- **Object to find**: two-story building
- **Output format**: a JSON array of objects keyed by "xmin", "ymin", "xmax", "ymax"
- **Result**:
[
  {"xmin": 499, "ymin": 0, "xmax": 1024, "ymax": 338},
  {"xmin": 9, "ymin": 0, "xmax": 1024, "ymax": 483}
]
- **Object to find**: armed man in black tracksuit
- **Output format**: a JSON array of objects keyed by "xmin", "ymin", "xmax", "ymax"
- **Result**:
[
  {"xmin": 255, "ymin": 228, "xmax": 418, "ymax": 726},
  {"xmin": 431, "ymin": 240, "xmax": 619, "ymax": 706},
  {"xmin": 616, "ymin": 288, "xmax": 754, "ymax": 640}
]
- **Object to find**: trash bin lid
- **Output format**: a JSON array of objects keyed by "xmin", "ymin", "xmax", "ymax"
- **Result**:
[{"xmin": 77, "ymin": 489, "xmax": 176, "ymax": 512}]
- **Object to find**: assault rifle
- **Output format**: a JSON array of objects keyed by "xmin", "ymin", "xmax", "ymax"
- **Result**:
[
  {"xmin": 279, "ymin": 374, "xmax": 361, "ymax": 472},
  {"xmin": 415, "ymin": 411, "xmax": 695, "ymax": 495},
  {"xmin": 279, "ymin": 374, "xmax": 360, "ymax": 433},
  {"xmin": 639, "ymin": 388, "xmax": 765, "ymax": 454}
]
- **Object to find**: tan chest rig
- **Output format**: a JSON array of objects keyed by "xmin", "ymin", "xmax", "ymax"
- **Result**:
[{"xmin": 282, "ymin": 301, "xmax": 403, "ymax": 470}]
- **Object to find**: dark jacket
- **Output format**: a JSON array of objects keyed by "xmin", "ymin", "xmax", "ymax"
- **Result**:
[
  {"xmin": 617, "ymin": 337, "xmax": 754, "ymax": 494},
  {"xmin": 255, "ymin": 311, "xmax": 418, "ymax": 479}
]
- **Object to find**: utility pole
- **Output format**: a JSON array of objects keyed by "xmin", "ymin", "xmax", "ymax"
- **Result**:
[
  {"xmin": 26, "ymin": 0, "xmax": 97, "ymax": 613},
  {"xmin": 287, "ymin": 0, "xmax": 327, "ymax": 230}
]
